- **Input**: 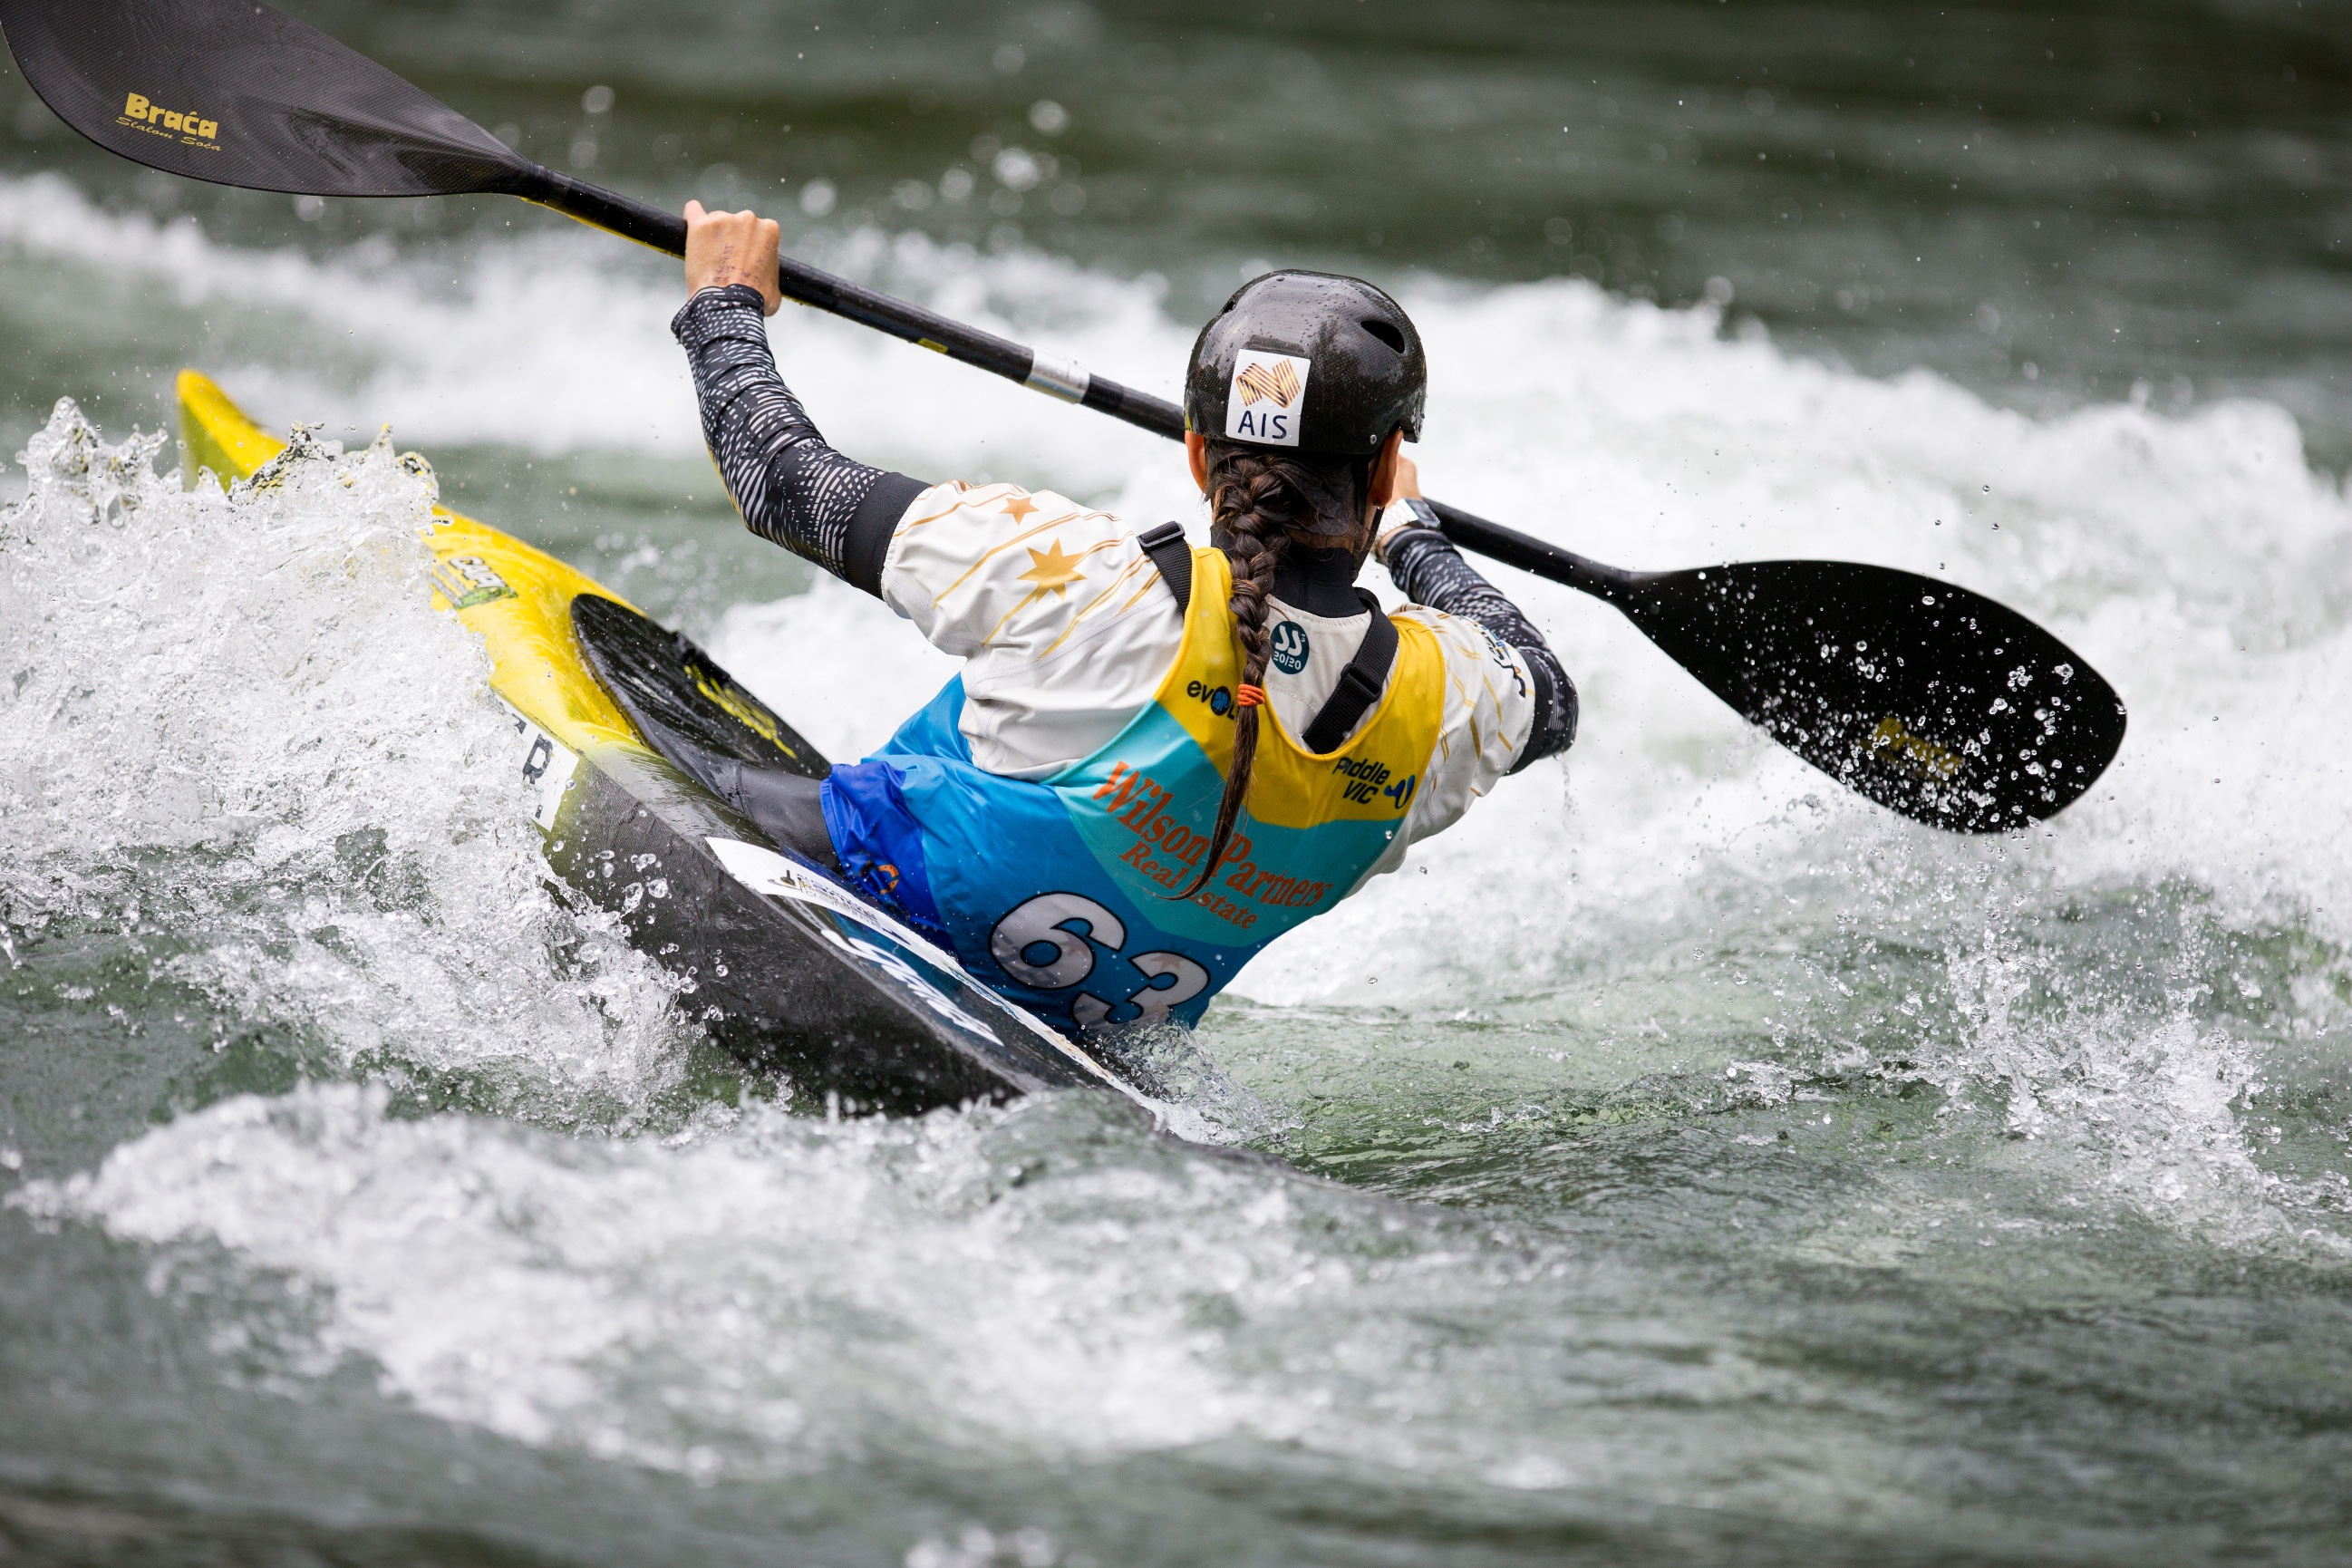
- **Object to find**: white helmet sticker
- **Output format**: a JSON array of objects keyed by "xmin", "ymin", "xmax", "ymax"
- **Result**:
[{"xmin": 1225, "ymin": 349, "xmax": 1312, "ymax": 446}]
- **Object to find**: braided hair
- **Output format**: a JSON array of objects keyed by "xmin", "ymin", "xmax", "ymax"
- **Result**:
[{"xmin": 1173, "ymin": 440, "xmax": 1376, "ymax": 900}]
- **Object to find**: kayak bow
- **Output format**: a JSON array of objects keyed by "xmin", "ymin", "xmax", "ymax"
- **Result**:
[{"xmin": 176, "ymin": 371, "xmax": 1137, "ymax": 1116}]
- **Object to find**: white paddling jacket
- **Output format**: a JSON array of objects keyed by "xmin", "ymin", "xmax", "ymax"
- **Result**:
[{"xmin": 672, "ymin": 285, "xmax": 1579, "ymax": 1028}]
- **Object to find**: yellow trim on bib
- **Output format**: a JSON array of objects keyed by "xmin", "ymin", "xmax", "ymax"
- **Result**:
[{"xmin": 1159, "ymin": 547, "xmax": 1445, "ymax": 833}]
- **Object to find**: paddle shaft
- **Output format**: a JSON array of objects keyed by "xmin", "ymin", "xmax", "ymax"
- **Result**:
[
  {"xmin": 523, "ymin": 169, "xmax": 1638, "ymax": 599},
  {"xmin": 527, "ymin": 174, "xmax": 1186, "ymax": 436}
]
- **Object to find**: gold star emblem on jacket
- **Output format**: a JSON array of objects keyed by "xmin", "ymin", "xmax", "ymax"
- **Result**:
[{"xmin": 1018, "ymin": 538, "xmax": 1086, "ymax": 598}]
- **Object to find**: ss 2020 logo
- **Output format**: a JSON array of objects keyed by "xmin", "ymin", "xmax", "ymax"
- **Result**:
[
  {"xmin": 988, "ymin": 892, "xmax": 1211, "ymax": 1028},
  {"xmin": 1269, "ymin": 620, "xmax": 1310, "ymax": 675}
]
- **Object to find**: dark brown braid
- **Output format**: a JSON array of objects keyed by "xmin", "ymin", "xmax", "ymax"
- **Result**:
[{"xmin": 1171, "ymin": 442, "xmax": 1375, "ymax": 900}]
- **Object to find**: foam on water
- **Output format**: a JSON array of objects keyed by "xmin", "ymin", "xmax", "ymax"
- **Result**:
[
  {"xmin": 0, "ymin": 401, "xmax": 683, "ymax": 1113},
  {"xmin": 0, "ymin": 172, "xmax": 1175, "ymax": 495},
  {"xmin": 14, "ymin": 1079, "xmax": 1929, "ymax": 1517},
  {"xmin": 4, "ymin": 165, "xmax": 2348, "ymax": 1515}
]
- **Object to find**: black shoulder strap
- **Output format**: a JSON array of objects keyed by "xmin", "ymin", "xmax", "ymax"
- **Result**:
[
  {"xmin": 1299, "ymin": 590, "xmax": 1399, "ymax": 755},
  {"xmin": 1137, "ymin": 520, "xmax": 1191, "ymax": 613}
]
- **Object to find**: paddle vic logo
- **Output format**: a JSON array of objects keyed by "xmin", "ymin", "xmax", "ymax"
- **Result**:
[
  {"xmin": 1225, "ymin": 350, "xmax": 1311, "ymax": 447},
  {"xmin": 1331, "ymin": 756, "xmax": 1416, "ymax": 811},
  {"xmin": 119, "ymin": 93, "xmax": 219, "ymax": 149}
]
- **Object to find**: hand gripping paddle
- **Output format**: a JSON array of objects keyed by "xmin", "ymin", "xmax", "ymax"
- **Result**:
[{"xmin": 0, "ymin": 0, "xmax": 2126, "ymax": 833}]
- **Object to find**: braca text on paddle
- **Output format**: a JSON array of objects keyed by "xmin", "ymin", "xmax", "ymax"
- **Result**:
[{"xmin": 0, "ymin": 0, "xmax": 534, "ymax": 197}]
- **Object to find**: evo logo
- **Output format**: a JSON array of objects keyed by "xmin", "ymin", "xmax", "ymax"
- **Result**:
[
  {"xmin": 120, "ymin": 92, "xmax": 219, "ymax": 146},
  {"xmin": 1225, "ymin": 349, "xmax": 1311, "ymax": 447}
]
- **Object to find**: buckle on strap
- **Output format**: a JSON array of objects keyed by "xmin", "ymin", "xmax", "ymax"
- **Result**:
[{"xmin": 1136, "ymin": 520, "xmax": 1191, "ymax": 613}]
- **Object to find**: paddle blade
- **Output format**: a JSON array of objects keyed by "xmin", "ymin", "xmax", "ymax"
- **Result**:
[
  {"xmin": 1620, "ymin": 562, "xmax": 2126, "ymax": 832},
  {"xmin": 0, "ymin": 0, "xmax": 529, "ymax": 197}
]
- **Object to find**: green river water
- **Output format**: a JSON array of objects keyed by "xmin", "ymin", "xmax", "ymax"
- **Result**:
[{"xmin": 2, "ymin": 3, "xmax": 2348, "ymax": 1563}]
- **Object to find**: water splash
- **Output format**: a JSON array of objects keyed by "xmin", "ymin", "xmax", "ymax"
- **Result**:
[
  {"xmin": 0, "ymin": 401, "xmax": 686, "ymax": 1119},
  {"xmin": 12, "ymin": 1079, "xmax": 1878, "ymax": 1508},
  {"xmin": 1934, "ymin": 905, "xmax": 2328, "ymax": 1248},
  {"xmin": 2, "ymin": 167, "xmax": 2349, "ymax": 1553}
]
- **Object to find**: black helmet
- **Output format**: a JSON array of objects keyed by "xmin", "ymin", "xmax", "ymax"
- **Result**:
[{"xmin": 1184, "ymin": 270, "xmax": 1427, "ymax": 459}]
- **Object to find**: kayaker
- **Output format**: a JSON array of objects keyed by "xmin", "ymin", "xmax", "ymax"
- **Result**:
[{"xmin": 673, "ymin": 201, "xmax": 1576, "ymax": 1032}]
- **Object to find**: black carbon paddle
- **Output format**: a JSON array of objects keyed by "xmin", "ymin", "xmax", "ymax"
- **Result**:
[{"xmin": 0, "ymin": 0, "xmax": 2126, "ymax": 832}]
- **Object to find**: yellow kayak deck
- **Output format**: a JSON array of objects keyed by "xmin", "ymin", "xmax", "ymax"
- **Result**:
[{"xmin": 175, "ymin": 368, "xmax": 653, "ymax": 778}]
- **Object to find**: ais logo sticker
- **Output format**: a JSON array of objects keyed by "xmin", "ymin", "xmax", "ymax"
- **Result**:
[{"xmin": 1226, "ymin": 350, "xmax": 1311, "ymax": 447}]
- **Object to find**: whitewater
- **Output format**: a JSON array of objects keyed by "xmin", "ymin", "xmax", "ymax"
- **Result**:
[{"xmin": 2, "ymin": 168, "xmax": 2347, "ymax": 1564}]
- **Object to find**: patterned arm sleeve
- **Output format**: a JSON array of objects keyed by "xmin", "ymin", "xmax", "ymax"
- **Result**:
[
  {"xmin": 671, "ymin": 285, "xmax": 930, "ymax": 595},
  {"xmin": 1380, "ymin": 500, "xmax": 1578, "ymax": 770}
]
